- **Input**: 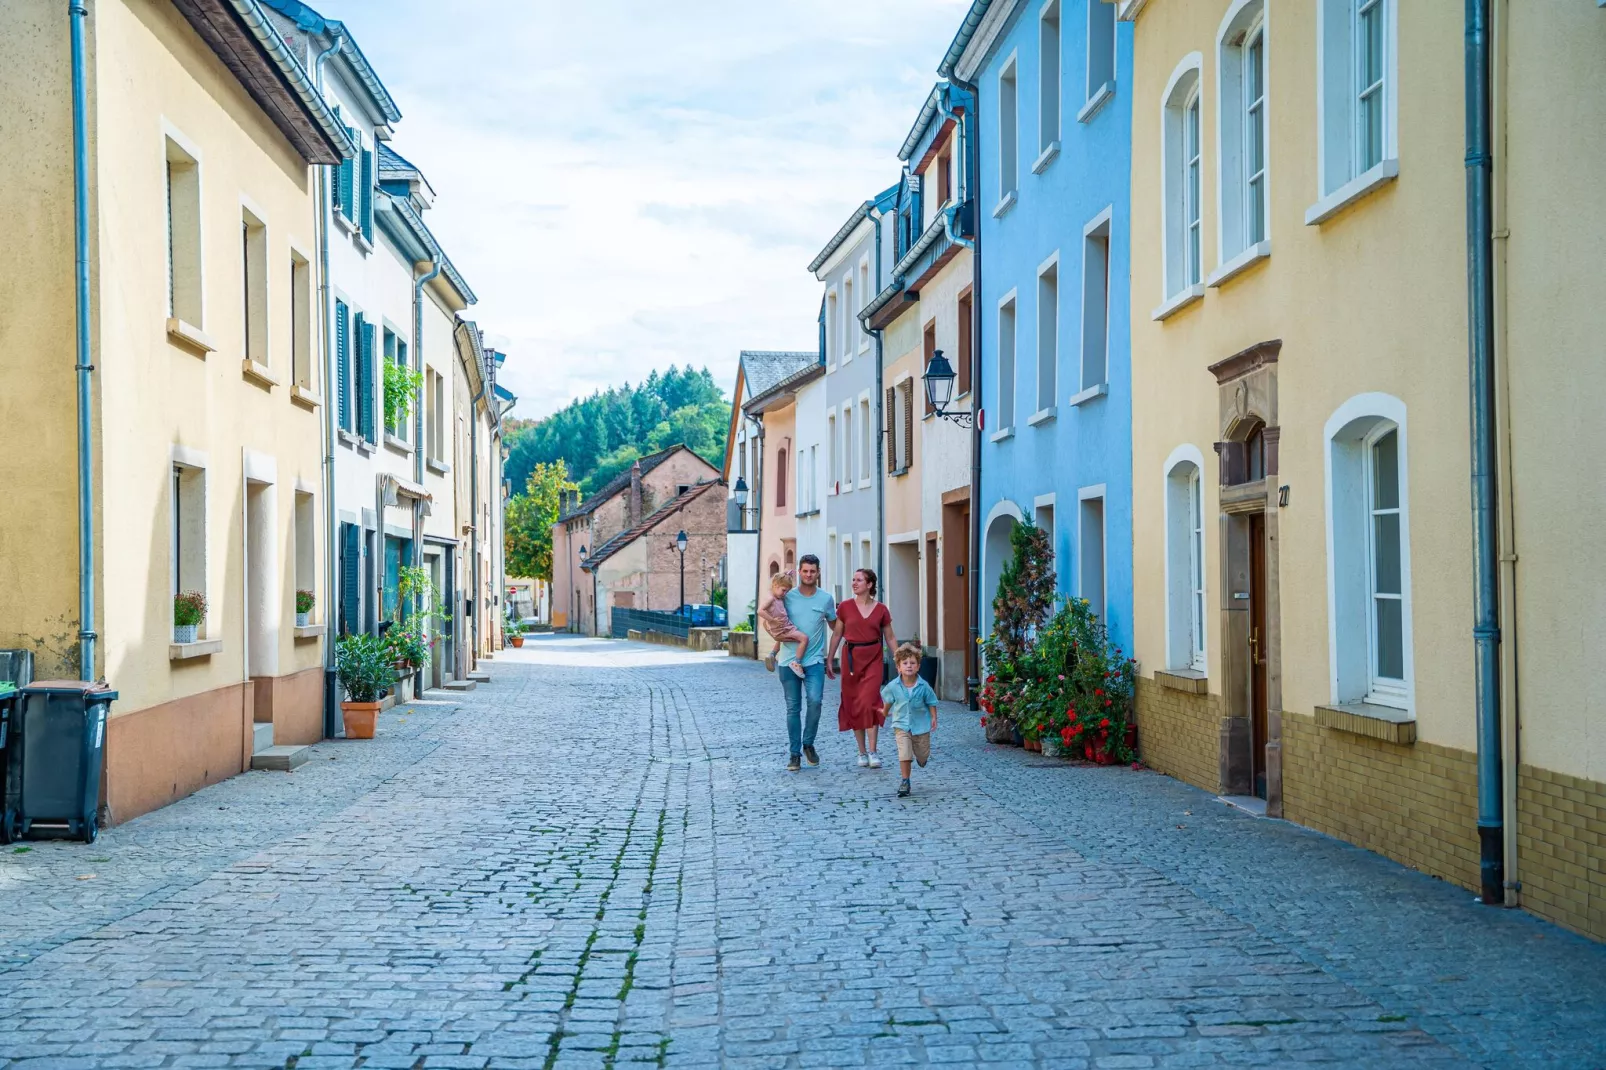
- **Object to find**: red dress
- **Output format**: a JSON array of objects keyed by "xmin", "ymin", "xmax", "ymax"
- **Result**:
[{"xmin": 837, "ymin": 600, "xmax": 891, "ymax": 731}]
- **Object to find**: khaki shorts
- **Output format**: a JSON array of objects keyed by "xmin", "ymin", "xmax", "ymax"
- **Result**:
[{"xmin": 894, "ymin": 729, "xmax": 931, "ymax": 766}]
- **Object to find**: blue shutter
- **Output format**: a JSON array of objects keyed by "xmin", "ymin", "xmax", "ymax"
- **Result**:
[
  {"xmin": 335, "ymin": 299, "xmax": 350, "ymax": 431},
  {"xmin": 357, "ymin": 316, "xmax": 376, "ymax": 441},
  {"xmin": 338, "ymin": 128, "xmax": 356, "ymax": 219},
  {"xmin": 360, "ymin": 147, "xmax": 374, "ymax": 241},
  {"xmin": 340, "ymin": 523, "xmax": 360, "ymax": 636}
]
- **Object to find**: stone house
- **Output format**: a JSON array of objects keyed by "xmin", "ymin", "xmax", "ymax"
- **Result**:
[{"xmin": 583, "ymin": 481, "xmax": 728, "ymax": 636}]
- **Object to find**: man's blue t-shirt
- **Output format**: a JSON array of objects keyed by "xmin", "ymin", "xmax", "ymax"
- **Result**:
[{"xmin": 780, "ymin": 588, "xmax": 836, "ymax": 668}]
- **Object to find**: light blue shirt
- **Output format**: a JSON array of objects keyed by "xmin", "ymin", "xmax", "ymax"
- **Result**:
[
  {"xmin": 880, "ymin": 676, "xmax": 938, "ymax": 735},
  {"xmin": 781, "ymin": 588, "xmax": 836, "ymax": 667}
]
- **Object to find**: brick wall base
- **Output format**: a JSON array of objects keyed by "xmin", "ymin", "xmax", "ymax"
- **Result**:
[
  {"xmin": 1134, "ymin": 676, "xmax": 1225, "ymax": 794},
  {"xmin": 1518, "ymin": 764, "xmax": 1606, "ymax": 941}
]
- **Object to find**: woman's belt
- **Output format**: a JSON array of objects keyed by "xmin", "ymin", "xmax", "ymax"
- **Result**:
[{"xmin": 844, "ymin": 639, "xmax": 882, "ymax": 676}]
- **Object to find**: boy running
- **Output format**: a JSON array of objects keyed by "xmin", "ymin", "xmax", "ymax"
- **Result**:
[{"xmin": 879, "ymin": 642, "xmax": 939, "ymax": 797}]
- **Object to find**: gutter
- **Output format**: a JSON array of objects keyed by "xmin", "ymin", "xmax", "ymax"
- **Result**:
[
  {"xmin": 69, "ymin": 0, "xmax": 96, "ymax": 680},
  {"xmin": 313, "ymin": 23, "xmax": 345, "ymax": 738},
  {"xmin": 937, "ymin": 87, "xmax": 977, "ymax": 252},
  {"xmin": 1464, "ymin": 0, "xmax": 1504, "ymax": 906},
  {"xmin": 950, "ymin": 70, "xmax": 985, "ymax": 710}
]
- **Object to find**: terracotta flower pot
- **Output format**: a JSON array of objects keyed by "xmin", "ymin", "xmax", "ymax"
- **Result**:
[
  {"xmin": 342, "ymin": 700, "xmax": 380, "ymax": 739},
  {"xmin": 511, "ymin": 636, "xmax": 524, "ymax": 648},
  {"xmin": 1024, "ymin": 738, "xmax": 1042, "ymax": 753}
]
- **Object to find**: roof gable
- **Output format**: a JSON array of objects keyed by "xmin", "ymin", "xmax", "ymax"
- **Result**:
[{"xmin": 582, "ymin": 481, "xmax": 723, "ymax": 570}]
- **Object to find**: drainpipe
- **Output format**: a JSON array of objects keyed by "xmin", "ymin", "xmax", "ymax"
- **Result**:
[
  {"xmin": 69, "ymin": 0, "xmax": 96, "ymax": 681},
  {"xmin": 753, "ymin": 414, "xmax": 765, "ymax": 652},
  {"xmin": 1488, "ymin": 0, "xmax": 1519, "ymax": 908},
  {"xmin": 313, "ymin": 25, "xmax": 344, "ymax": 737},
  {"xmin": 950, "ymin": 73, "xmax": 984, "ymax": 710},
  {"xmin": 870, "ymin": 209, "xmax": 886, "ymax": 590},
  {"xmin": 1464, "ymin": 0, "xmax": 1503, "ymax": 906},
  {"xmin": 469, "ymin": 379, "xmax": 485, "ymax": 662},
  {"xmin": 937, "ymin": 87, "xmax": 977, "ymax": 254},
  {"xmin": 409, "ymin": 254, "xmax": 441, "ymax": 690}
]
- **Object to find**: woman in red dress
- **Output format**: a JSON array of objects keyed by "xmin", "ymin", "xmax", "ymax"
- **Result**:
[{"xmin": 828, "ymin": 568, "xmax": 897, "ymax": 768}]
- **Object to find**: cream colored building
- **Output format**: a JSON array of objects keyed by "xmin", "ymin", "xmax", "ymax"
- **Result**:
[
  {"xmin": 1124, "ymin": 0, "xmax": 1606, "ymax": 941},
  {"xmin": 0, "ymin": 0, "xmax": 349, "ymax": 821}
]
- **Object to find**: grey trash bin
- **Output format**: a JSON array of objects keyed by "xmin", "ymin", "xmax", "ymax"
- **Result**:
[
  {"xmin": 4, "ymin": 680, "xmax": 117, "ymax": 844},
  {"xmin": 0, "ymin": 651, "xmax": 31, "ymax": 845}
]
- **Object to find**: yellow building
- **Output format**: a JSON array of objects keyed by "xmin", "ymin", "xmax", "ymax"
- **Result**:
[
  {"xmin": 1125, "ymin": 0, "xmax": 1606, "ymax": 940},
  {"xmin": 0, "ymin": 0, "xmax": 349, "ymax": 821}
]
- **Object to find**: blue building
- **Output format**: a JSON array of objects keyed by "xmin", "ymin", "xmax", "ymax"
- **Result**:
[{"xmin": 941, "ymin": 0, "xmax": 1134, "ymax": 655}]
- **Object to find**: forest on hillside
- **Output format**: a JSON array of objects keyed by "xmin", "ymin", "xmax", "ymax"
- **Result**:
[{"xmin": 503, "ymin": 365, "xmax": 730, "ymax": 500}]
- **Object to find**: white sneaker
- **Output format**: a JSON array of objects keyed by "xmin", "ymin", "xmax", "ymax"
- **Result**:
[
  {"xmin": 856, "ymin": 753, "xmax": 869, "ymax": 768},
  {"xmin": 867, "ymin": 753, "xmax": 882, "ymax": 769}
]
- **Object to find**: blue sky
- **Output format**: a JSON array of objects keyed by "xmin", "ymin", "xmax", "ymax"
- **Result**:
[{"xmin": 323, "ymin": 0, "xmax": 972, "ymax": 418}]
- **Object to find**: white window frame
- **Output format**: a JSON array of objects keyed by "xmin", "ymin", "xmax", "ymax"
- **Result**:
[
  {"xmin": 858, "ymin": 256, "xmax": 873, "ymax": 352},
  {"xmin": 858, "ymin": 392, "xmax": 873, "ymax": 488},
  {"xmin": 1158, "ymin": 55, "xmax": 1205, "ymax": 310},
  {"xmin": 1215, "ymin": 1, "xmax": 1270, "ymax": 267},
  {"xmin": 841, "ymin": 275, "xmax": 855, "ymax": 366},
  {"xmin": 1085, "ymin": 0, "xmax": 1118, "ymax": 109},
  {"xmin": 1324, "ymin": 393, "xmax": 1413, "ymax": 711},
  {"xmin": 289, "ymin": 244, "xmax": 313, "ymax": 390},
  {"xmin": 997, "ymin": 53, "xmax": 1021, "ymax": 211},
  {"xmin": 826, "ymin": 287, "xmax": 840, "ymax": 370},
  {"xmin": 994, "ymin": 290, "xmax": 1018, "ymax": 437},
  {"xmin": 1033, "ymin": 493, "xmax": 1058, "ymax": 586},
  {"xmin": 1163, "ymin": 445, "xmax": 1208, "ymax": 672},
  {"xmin": 1077, "ymin": 484, "xmax": 1108, "ymax": 623},
  {"xmin": 1078, "ymin": 207, "xmax": 1113, "ymax": 398},
  {"xmin": 841, "ymin": 403, "xmax": 854, "ymax": 494},
  {"xmin": 170, "ymin": 445, "xmax": 210, "ymax": 637},
  {"xmin": 827, "ymin": 413, "xmax": 838, "ymax": 495},
  {"xmin": 162, "ymin": 122, "xmax": 206, "ymax": 333},
  {"xmin": 1034, "ymin": 251, "xmax": 1059, "ymax": 421},
  {"xmin": 1310, "ymin": 0, "xmax": 1399, "ymax": 223},
  {"xmin": 1038, "ymin": 0, "xmax": 1062, "ymax": 163}
]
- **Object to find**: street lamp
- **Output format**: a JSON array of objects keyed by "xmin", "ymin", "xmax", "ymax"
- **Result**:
[
  {"xmin": 923, "ymin": 349, "xmax": 973, "ymax": 427},
  {"xmin": 674, "ymin": 530, "xmax": 689, "ymax": 613},
  {"xmin": 733, "ymin": 476, "xmax": 750, "ymax": 531}
]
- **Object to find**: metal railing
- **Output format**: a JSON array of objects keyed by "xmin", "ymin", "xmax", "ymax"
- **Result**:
[{"xmin": 610, "ymin": 607, "xmax": 690, "ymax": 641}]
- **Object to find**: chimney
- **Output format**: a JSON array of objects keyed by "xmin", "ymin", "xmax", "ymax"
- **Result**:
[{"xmin": 629, "ymin": 460, "xmax": 643, "ymax": 526}]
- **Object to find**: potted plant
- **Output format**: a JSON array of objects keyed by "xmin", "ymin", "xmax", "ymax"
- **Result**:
[
  {"xmin": 334, "ymin": 632, "xmax": 392, "ymax": 739},
  {"xmin": 173, "ymin": 591, "xmax": 206, "ymax": 644},
  {"xmin": 295, "ymin": 589, "xmax": 315, "ymax": 628},
  {"xmin": 508, "ymin": 618, "xmax": 525, "ymax": 648},
  {"xmin": 384, "ymin": 619, "xmax": 429, "ymax": 673}
]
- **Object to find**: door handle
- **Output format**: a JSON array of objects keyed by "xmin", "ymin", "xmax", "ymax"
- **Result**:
[{"xmin": 1248, "ymin": 628, "xmax": 1266, "ymax": 666}]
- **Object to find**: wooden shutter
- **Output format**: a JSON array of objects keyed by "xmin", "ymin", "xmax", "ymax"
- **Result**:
[
  {"xmin": 886, "ymin": 386, "xmax": 897, "ymax": 472},
  {"xmin": 957, "ymin": 291, "xmax": 973, "ymax": 397},
  {"xmin": 360, "ymin": 147, "xmax": 375, "ymax": 241},
  {"xmin": 901, "ymin": 380, "xmax": 914, "ymax": 469},
  {"xmin": 340, "ymin": 523, "xmax": 361, "ymax": 636},
  {"xmin": 335, "ymin": 300, "xmax": 350, "ymax": 430},
  {"xmin": 356, "ymin": 314, "xmax": 375, "ymax": 441}
]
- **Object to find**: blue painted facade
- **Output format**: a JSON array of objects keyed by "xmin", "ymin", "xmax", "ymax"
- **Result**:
[{"xmin": 946, "ymin": 0, "xmax": 1134, "ymax": 653}]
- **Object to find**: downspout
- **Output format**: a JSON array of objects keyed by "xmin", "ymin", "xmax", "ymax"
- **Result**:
[
  {"xmin": 950, "ymin": 74, "xmax": 984, "ymax": 710},
  {"xmin": 313, "ymin": 25, "xmax": 344, "ymax": 737},
  {"xmin": 469, "ymin": 379, "xmax": 485, "ymax": 661},
  {"xmin": 409, "ymin": 254, "xmax": 441, "ymax": 690},
  {"xmin": 69, "ymin": 0, "xmax": 96, "ymax": 680},
  {"xmin": 1489, "ymin": 0, "xmax": 1519, "ymax": 908},
  {"xmin": 937, "ymin": 87, "xmax": 977, "ymax": 253},
  {"xmin": 870, "ymin": 209, "xmax": 886, "ymax": 590},
  {"xmin": 753, "ymin": 414, "xmax": 765, "ymax": 653},
  {"xmin": 1464, "ymin": 0, "xmax": 1503, "ymax": 906}
]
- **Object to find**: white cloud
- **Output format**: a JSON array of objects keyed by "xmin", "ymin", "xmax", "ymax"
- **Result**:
[{"xmin": 318, "ymin": 0, "xmax": 970, "ymax": 417}]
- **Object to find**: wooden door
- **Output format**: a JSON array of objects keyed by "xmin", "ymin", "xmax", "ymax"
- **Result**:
[{"xmin": 1249, "ymin": 512, "xmax": 1268, "ymax": 799}]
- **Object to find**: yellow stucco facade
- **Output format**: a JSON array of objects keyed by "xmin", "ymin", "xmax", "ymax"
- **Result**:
[{"xmin": 0, "ymin": 0, "xmax": 334, "ymax": 821}]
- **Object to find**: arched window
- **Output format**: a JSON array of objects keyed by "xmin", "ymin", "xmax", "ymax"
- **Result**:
[
  {"xmin": 1161, "ymin": 55, "xmax": 1205, "ymax": 301},
  {"xmin": 1217, "ymin": 0, "xmax": 1269, "ymax": 260}
]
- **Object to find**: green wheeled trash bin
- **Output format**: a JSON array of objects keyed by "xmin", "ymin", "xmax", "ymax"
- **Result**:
[{"xmin": 4, "ymin": 680, "xmax": 117, "ymax": 844}]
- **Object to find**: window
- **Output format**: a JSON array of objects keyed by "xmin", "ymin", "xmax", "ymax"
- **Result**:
[
  {"xmin": 356, "ymin": 314, "xmax": 377, "ymax": 442},
  {"xmin": 997, "ymin": 295, "xmax": 1017, "ymax": 431},
  {"xmin": 956, "ymin": 290, "xmax": 973, "ymax": 397},
  {"xmin": 334, "ymin": 115, "xmax": 355, "ymax": 221},
  {"xmin": 1080, "ymin": 212, "xmax": 1110, "ymax": 392},
  {"xmin": 164, "ymin": 137, "xmax": 202, "ymax": 327},
  {"xmin": 842, "ymin": 406, "xmax": 854, "ymax": 492},
  {"xmin": 383, "ymin": 328, "xmax": 409, "ymax": 440},
  {"xmin": 828, "ymin": 413, "xmax": 838, "ymax": 492},
  {"xmin": 1162, "ymin": 60, "xmax": 1205, "ymax": 299},
  {"xmin": 885, "ymin": 386, "xmax": 898, "ymax": 473},
  {"xmin": 796, "ymin": 448, "xmax": 807, "ymax": 514},
  {"xmin": 294, "ymin": 491, "xmax": 315, "ymax": 622},
  {"xmin": 1034, "ymin": 501, "xmax": 1057, "ymax": 582},
  {"xmin": 1218, "ymin": 3, "xmax": 1268, "ymax": 259},
  {"xmin": 808, "ymin": 445, "xmax": 818, "ymax": 510},
  {"xmin": 1318, "ymin": 0, "xmax": 1395, "ymax": 197},
  {"xmin": 359, "ymin": 135, "xmax": 375, "ymax": 242},
  {"xmin": 999, "ymin": 58, "xmax": 1019, "ymax": 198},
  {"xmin": 291, "ymin": 252, "xmax": 311, "ymax": 389},
  {"xmin": 1039, "ymin": 1, "xmax": 1061, "ymax": 154},
  {"xmin": 1078, "ymin": 491, "xmax": 1106, "ymax": 621},
  {"xmin": 776, "ymin": 448, "xmax": 788, "ymax": 510},
  {"xmin": 923, "ymin": 322, "xmax": 938, "ymax": 416},
  {"xmin": 858, "ymin": 259, "xmax": 872, "ymax": 350},
  {"xmin": 334, "ymin": 299, "xmax": 352, "ymax": 432},
  {"xmin": 172, "ymin": 461, "xmax": 207, "ymax": 630},
  {"xmin": 842, "ymin": 277, "xmax": 854, "ymax": 363},
  {"xmin": 935, "ymin": 146, "xmax": 953, "ymax": 208},
  {"xmin": 1165, "ymin": 454, "xmax": 1206, "ymax": 671},
  {"xmin": 826, "ymin": 290, "xmax": 839, "ymax": 367},
  {"xmin": 241, "ymin": 208, "xmax": 267, "ymax": 366},
  {"xmin": 1087, "ymin": 0, "xmax": 1117, "ymax": 103},
  {"xmin": 1326, "ymin": 396, "xmax": 1411, "ymax": 709},
  {"xmin": 1036, "ymin": 257, "xmax": 1058, "ymax": 414},
  {"xmin": 860, "ymin": 397, "xmax": 872, "ymax": 483},
  {"xmin": 431, "ymin": 370, "xmax": 446, "ymax": 462}
]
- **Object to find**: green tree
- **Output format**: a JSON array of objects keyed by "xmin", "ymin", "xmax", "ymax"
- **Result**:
[{"xmin": 505, "ymin": 460, "xmax": 578, "ymax": 582}]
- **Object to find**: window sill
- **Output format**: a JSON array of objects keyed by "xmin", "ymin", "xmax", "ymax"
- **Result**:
[
  {"xmin": 794, "ymin": 508, "xmax": 822, "ymax": 518},
  {"xmin": 356, "ymin": 438, "xmax": 377, "ymax": 456},
  {"xmin": 857, "ymin": 479, "xmax": 872, "ymax": 491},
  {"xmin": 1031, "ymin": 141, "xmax": 1060, "ymax": 175},
  {"xmin": 1068, "ymin": 382, "xmax": 1107, "ymax": 408},
  {"xmin": 333, "ymin": 211, "xmax": 355, "ymax": 236},
  {"xmin": 888, "ymin": 466, "xmax": 911, "ymax": 478},
  {"xmin": 170, "ymin": 639, "xmax": 222, "ymax": 661},
  {"xmin": 1151, "ymin": 284, "xmax": 1205, "ymax": 322},
  {"xmin": 337, "ymin": 429, "xmax": 361, "ymax": 449},
  {"xmin": 1078, "ymin": 80, "xmax": 1116, "ymax": 124},
  {"xmin": 1207, "ymin": 239, "xmax": 1271, "ymax": 289},
  {"xmin": 992, "ymin": 191, "xmax": 1018, "ymax": 219},
  {"xmin": 384, "ymin": 433, "xmax": 412, "ymax": 456},
  {"xmin": 241, "ymin": 359, "xmax": 279, "ymax": 390},
  {"xmin": 1026, "ymin": 406, "xmax": 1057, "ymax": 427},
  {"xmin": 426, "ymin": 458, "xmax": 450, "ymax": 476},
  {"xmin": 353, "ymin": 232, "xmax": 374, "ymax": 256},
  {"xmin": 989, "ymin": 427, "xmax": 1015, "ymax": 443},
  {"xmin": 290, "ymin": 385, "xmax": 322, "ymax": 410},
  {"xmin": 1304, "ymin": 158, "xmax": 1400, "ymax": 226},
  {"xmin": 1314, "ymin": 701, "xmax": 1416, "ymax": 745},
  {"xmin": 166, "ymin": 318, "xmax": 215, "ymax": 355},
  {"xmin": 293, "ymin": 625, "xmax": 325, "ymax": 641},
  {"xmin": 1155, "ymin": 668, "xmax": 1207, "ymax": 695}
]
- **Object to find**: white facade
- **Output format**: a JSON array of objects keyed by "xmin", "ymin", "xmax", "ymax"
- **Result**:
[{"xmin": 792, "ymin": 373, "xmax": 828, "ymax": 576}]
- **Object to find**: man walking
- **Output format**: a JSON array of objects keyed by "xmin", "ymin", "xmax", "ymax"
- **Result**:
[{"xmin": 778, "ymin": 554, "xmax": 836, "ymax": 771}]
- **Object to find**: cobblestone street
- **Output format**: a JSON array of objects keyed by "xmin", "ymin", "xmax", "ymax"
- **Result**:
[{"xmin": 0, "ymin": 635, "xmax": 1603, "ymax": 1069}]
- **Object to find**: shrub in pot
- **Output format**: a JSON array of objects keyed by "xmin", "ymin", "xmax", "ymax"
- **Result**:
[
  {"xmin": 295, "ymin": 589, "xmax": 315, "ymax": 628},
  {"xmin": 978, "ymin": 521, "xmax": 1055, "ymax": 745},
  {"xmin": 335, "ymin": 632, "xmax": 392, "ymax": 739},
  {"xmin": 508, "ymin": 618, "xmax": 525, "ymax": 648},
  {"xmin": 384, "ymin": 619, "xmax": 429, "ymax": 673},
  {"xmin": 173, "ymin": 591, "xmax": 206, "ymax": 644}
]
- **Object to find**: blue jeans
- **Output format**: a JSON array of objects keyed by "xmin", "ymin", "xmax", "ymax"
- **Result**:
[{"xmin": 779, "ymin": 663, "xmax": 825, "ymax": 757}]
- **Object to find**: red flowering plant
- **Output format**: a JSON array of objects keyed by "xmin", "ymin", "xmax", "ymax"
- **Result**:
[{"xmin": 1017, "ymin": 596, "xmax": 1137, "ymax": 764}]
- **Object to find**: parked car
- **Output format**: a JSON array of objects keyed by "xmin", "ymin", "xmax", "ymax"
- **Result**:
[{"xmin": 674, "ymin": 604, "xmax": 727, "ymax": 628}]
